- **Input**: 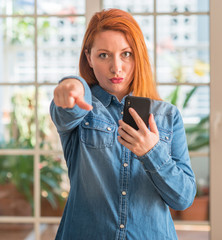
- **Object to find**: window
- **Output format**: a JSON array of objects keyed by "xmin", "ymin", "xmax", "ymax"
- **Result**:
[
  {"xmin": 0, "ymin": 0, "xmax": 221, "ymax": 239},
  {"xmin": 0, "ymin": 1, "xmax": 86, "ymax": 239}
]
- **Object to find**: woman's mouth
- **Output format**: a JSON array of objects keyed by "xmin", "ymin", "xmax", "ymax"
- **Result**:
[{"xmin": 110, "ymin": 77, "xmax": 124, "ymax": 84}]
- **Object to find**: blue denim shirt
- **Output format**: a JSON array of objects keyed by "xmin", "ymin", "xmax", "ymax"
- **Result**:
[{"xmin": 50, "ymin": 76, "xmax": 196, "ymax": 240}]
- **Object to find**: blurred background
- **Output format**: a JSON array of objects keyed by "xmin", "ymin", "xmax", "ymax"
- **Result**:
[{"xmin": 0, "ymin": 0, "xmax": 220, "ymax": 239}]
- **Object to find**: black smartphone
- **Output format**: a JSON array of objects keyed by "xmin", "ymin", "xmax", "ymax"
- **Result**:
[{"xmin": 123, "ymin": 96, "xmax": 151, "ymax": 130}]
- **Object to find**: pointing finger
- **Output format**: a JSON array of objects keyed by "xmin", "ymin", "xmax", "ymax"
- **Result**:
[
  {"xmin": 75, "ymin": 97, "xmax": 93, "ymax": 111},
  {"xmin": 69, "ymin": 91, "xmax": 93, "ymax": 111}
]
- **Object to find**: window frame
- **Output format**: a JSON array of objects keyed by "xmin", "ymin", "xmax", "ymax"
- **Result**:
[
  {"xmin": 209, "ymin": 0, "xmax": 222, "ymax": 239},
  {"xmin": 0, "ymin": 0, "xmax": 221, "ymax": 239}
]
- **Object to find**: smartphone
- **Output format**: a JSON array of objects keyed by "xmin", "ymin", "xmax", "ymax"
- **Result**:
[{"xmin": 123, "ymin": 96, "xmax": 151, "ymax": 130}]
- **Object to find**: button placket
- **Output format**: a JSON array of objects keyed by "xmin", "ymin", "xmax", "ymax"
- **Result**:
[{"xmin": 117, "ymin": 147, "xmax": 130, "ymax": 237}]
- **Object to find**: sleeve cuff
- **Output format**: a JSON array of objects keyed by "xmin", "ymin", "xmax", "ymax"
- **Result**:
[{"xmin": 137, "ymin": 140, "xmax": 171, "ymax": 172}]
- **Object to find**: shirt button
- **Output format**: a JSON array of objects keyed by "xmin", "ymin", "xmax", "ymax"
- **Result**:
[
  {"xmin": 107, "ymin": 127, "xmax": 112, "ymax": 131},
  {"xmin": 120, "ymin": 224, "xmax": 125, "ymax": 229},
  {"xmin": 165, "ymin": 136, "xmax": 169, "ymax": 140},
  {"xmin": 123, "ymin": 163, "xmax": 128, "ymax": 167},
  {"xmin": 122, "ymin": 191, "xmax": 127, "ymax": 196},
  {"xmin": 85, "ymin": 122, "xmax": 89, "ymax": 126},
  {"xmin": 121, "ymin": 111, "xmax": 124, "ymax": 115}
]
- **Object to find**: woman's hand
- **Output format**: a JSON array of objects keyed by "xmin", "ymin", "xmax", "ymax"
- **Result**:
[
  {"xmin": 118, "ymin": 108, "xmax": 159, "ymax": 156},
  {"xmin": 53, "ymin": 78, "xmax": 93, "ymax": 110}
]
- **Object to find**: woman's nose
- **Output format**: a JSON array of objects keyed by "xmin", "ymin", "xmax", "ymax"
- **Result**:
[{"xmin": 110, "ymin": 56, "xmax": 122, "ymax": 74}]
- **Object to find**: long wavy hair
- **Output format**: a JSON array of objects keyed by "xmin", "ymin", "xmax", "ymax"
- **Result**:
[{"xmin": 79, "ymin": 8, "xmax": 160, "ymax": 100}]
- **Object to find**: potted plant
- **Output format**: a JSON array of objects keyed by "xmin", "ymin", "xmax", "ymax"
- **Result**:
[
  {"xmin": 180, "ymin": 179, "xmax": 209, "ymax": 221},
  {"xmin": 169, "ymin": 181, "xmax": 209, "ymax": 221},
  {"xmin": 167, "ymin": 59, "xmax": 210, "ymax": 221},
  {"xmin": 0, "ymin": 90, "xmax": 67, "ymax": 217}
]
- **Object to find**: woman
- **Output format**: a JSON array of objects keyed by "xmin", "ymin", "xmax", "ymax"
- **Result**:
[{"xmin": 50, "ymin": 8, "xmax": 196, "ymax": 240}]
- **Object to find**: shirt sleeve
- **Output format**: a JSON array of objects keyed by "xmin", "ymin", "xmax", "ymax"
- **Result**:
[
  {"xmin": 137, "ymin": 107, "xmax": 196, "ymax": 211},
  {"xmin": 50, "ymin": 76, "xmax": 92, "ymax": 165}
]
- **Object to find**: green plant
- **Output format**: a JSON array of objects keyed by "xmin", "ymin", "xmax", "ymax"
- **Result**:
[
  {"xmin": 4, "ymin": 17, "xmax": 51, "ymax": 45},
  {"xmin": 166, "ymin": 85, "xmax": 209, "ymax": 151},
  {"xmin": 0, "ymin": 89, "xmax": 67, "ymax": 212},
  {"xmin": 165, "ymin": 60, "xmax": 209, "ymax": 151},
  {"xmin": 166, "ymin": 60, "xmax": 210, "ymax": 201}
]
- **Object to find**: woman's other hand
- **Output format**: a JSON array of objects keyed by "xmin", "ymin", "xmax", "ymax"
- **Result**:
[
  {"xmin": 118, "ymin": 108, "xmax": 159, "ymax": 156},
  {"xmin": 53, "ymin": 79, "xmax": 93, "ymax": 111}
]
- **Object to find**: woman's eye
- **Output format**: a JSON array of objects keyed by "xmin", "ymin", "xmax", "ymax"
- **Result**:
[
  {"xmin": 122, "ymin": 52, "xmax": 132, "ymax": 58},
  {"xmin": 99, "ymin": 53, "xmax": 108, "ymax": 59}
]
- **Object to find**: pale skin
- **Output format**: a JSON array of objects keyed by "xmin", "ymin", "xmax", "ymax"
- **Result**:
[
  {"xmin": 53, "ymin": 78, "xmax": 92, "ymax": 111},
  {"xmin": 53, "ymin": 30, "xmax": 159, "ymax": 157}
]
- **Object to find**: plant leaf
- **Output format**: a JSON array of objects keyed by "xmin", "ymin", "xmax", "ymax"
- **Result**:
[{"xmin": 183, "ymin": 86, "xmax": 198, "ymax": 109}]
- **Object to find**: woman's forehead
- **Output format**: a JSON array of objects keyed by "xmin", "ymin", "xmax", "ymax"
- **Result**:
[{"xmin": 91, "ymin": 30, "xmax": 131, "ymax": 49}]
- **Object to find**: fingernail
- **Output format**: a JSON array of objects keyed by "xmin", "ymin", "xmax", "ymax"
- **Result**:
[{"xmin": 129, "ymin": 107, "xmax": 134, "ymax": 112}]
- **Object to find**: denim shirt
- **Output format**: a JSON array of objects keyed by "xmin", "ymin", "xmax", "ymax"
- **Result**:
[{"xmin": 50, "ymin": 76, "xmax": 196, "ymax": 240}]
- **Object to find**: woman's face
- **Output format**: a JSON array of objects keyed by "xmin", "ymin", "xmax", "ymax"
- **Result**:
[{"xmin": 85, "ymin": 30, "xmax": 135, "ymax": 101}]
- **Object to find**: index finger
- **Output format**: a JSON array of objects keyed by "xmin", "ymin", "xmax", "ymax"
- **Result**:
[
  {"xmin": 69, "ymin": 91, "xmax": 93, "ymax": 111},
  {"xmin": 129, "ymin": 108, "xmax": 149, "ymax": 133},
  {"xmin": 76, "ymin": 97, "xmax": 93, "ymax": 111}
]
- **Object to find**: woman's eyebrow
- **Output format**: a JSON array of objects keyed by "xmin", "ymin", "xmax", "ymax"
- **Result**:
[
  {"xmin": 97, "ymin": 47, "xmax": 131, "ymax": 52},
  {"xmin": 97, "ymin": 49, "xmax": 109, "ymax": 52},
  {"xmin": 121, "ymin": 47, "xmax": 132, "ymax": 51}
]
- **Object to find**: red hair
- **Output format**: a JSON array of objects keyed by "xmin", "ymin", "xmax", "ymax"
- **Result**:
[{"xmin": 79, "ymin": 8, "xmax": 160, "ymax": 100}]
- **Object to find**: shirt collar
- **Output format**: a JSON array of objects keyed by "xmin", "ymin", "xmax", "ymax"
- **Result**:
[
  {"xmin": 91, "ymin": 85, "xmax": 130, "ymax": 107},
  {"xmin": 91, "ymin": 85, "xmax": 113, "ymax": 107}
]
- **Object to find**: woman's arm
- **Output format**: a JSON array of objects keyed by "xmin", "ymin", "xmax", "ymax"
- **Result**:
[
  {"xmin": 118, "ymin": 106, "xmax": 196, "ymax": 210},
  {"xmin": 50, "ymin": 76, "xmax": 92, "ymax": 166},
  {"xmin": 137, "ymin": 108, "xmax": 196, "ymax": 210}
]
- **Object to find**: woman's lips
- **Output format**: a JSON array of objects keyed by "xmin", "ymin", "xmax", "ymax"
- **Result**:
[{"xmin": 110, "ymin": 77, "xmax": 124, "ymax": 84}]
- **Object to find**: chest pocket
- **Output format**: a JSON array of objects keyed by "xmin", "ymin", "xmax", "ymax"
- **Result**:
[
  {"xmin": 158, "ymin": 128, "xmax": 172, "ymax": 155},
  {"xmin": 80, "ymin": 117, "xmax": 116, "ymax": 148}
]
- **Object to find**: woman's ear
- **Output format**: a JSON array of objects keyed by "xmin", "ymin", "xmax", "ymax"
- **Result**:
[{"xmin": 85, "ymin": 49, "xmax": 93, "ymax": 68}]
